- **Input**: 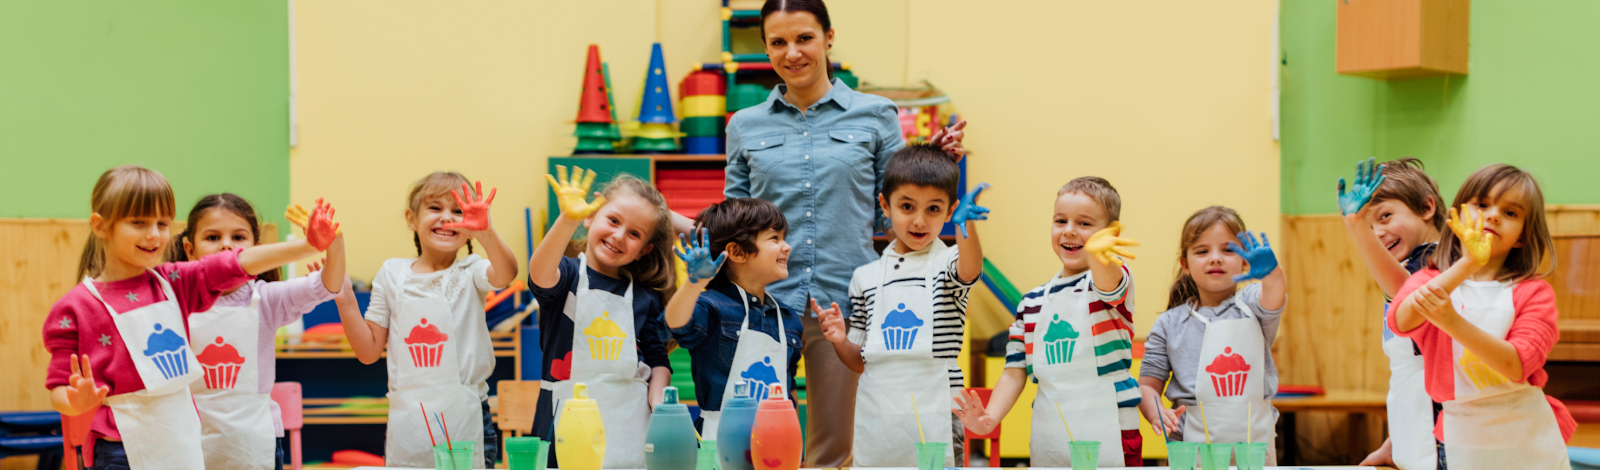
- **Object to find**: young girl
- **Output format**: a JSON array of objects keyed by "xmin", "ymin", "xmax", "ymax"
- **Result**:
[
  {"xmin": 1138, "ymin": 206, "xmax": 1286, "ymax": 465},
  {"xmin": 44, "ymin": 166, "xmax": 336, "ymax": 470},
  {"xmin": 1338, "ymin": 157, "xmax": 1447, "ymax": 469},
  {"xmin": 1390, "ymin": 164, "xmax": 1576, "ymax": 470},
  {"xmin": 529, "ymin": 167, "xmax": 675, "ymax": 468},
  {"xmin": 339, "ymin": 172, "xmax": 520, "ymax": 468},
  {"xmin": 176, "ymin": 194, "xmax": 346, "ymax": 470}
]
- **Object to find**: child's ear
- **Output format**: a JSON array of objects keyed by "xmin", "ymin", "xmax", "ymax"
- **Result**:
[
  {"xmin": 878, "ymin": 193, "xmax": 890, "ymax": 214},
  {"xmin": 89, "ymin": 213, "xmax": 109, "ymax": 239},
  {"xmin": 723, "ymin": 242, "xmax": 748, "ymax": 263},
  {"xmin": 403, "ymin": 209, "xmax": 416, "ymax": 230},
  {"xmin": 1421, "ymin": 198, "xmax": 1438, "ymax": 224},
  {"xmin": 943, "ymin": 200, "xmax": 958, "ymax": 223},
  {"xmin": 183, "ymin": 238, "xmax": 195, "ymax": 260}
]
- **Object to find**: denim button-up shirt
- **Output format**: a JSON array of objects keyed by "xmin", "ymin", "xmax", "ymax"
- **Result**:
[
  {"xmin": 668, "ymin": 278, "xmax": 803, "ymax": 410},
  {"xmin": 724, "ymin": 78, "xmax": 905, "ymax": 312}
]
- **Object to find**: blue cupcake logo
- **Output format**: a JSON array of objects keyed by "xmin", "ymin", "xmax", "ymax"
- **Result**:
[
  {"xmin": 143, "ymin": 323, "xmax": 190, "ymax": 379},
  {"xmin": 881, "ymin": 303, "xmax": 923, "ymax": 351},
  {"xmin": 740, "ymin": 357, "xmax": 780, "ymax": 400}
]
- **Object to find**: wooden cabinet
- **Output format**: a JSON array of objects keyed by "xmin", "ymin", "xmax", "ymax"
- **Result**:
[{"xmin": 1336, "ymin": 0, "xmax": 1469, "ymax": 79}]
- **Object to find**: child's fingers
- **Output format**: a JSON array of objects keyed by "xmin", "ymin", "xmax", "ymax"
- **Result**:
[
  {"xmin": 69, "ymin": 353, "xmax": 82, "ymax": 379},
  {"xmin": 555, "ymin": 165, "xmax": 570, "ymax": 186},
  {"xmin": 1110, "ymin": 246, "xmax": 1137, "ymax": 260},
  {"xmin": 580, "ymin": 168, "xmax": 598, "ymax": 193},
  {"xmin": 545, "ymin": 174, "xmax": 563, "ymax": 192},
  {"xmin": 484, "ymin": 187, "xmax": 497, "ymax": 206}
]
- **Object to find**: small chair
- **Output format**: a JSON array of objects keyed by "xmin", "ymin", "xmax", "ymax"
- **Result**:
[
  {"xmin": 961, "ymin": 388, "xmax": 1002, "ymax": 468},
  {"xmin": 271, "ymin": 382, "xmax": 304, "ymax": 470},
  {"xmin": 495, "ymin": 380, "xmax": 541, "ymax": 466},
  {"xmin": 59, "ymin": 407, "xmax": 95, "ymax": 470}
]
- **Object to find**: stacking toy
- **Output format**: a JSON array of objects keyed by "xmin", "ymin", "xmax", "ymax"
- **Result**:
[
  {"xmin": 646, "ymin": 387, "xmax": 699, "ymax": 470},
  {"xmin": 716, "ymin": 381, "xmax": 758, "ymax": 470},
  {"xmin": 556, "ymin": 383, "xmax": 606, "ymax": 470},
  {"xmin": 749, "ymin": 384, "xmax": 800, "ymax": 470}
]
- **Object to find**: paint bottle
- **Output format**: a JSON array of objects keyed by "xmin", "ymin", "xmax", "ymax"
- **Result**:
[
  {"xmin": 716, "ymin": 381, "xmax": 759, "ymax": 470},
  {"xmin": 556, "ymin": 383, "xmax": 606, "ymax": 470},
  {"xmin": 749, "ymin": 384, "xmax": 801, "ymax": 470},
  {"xmin": 646, "ymin": 387, "xmax": 699, "ymax": 470}
]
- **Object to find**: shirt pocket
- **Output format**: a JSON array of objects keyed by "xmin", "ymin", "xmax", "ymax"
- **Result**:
[
  {"xmin": 824, "ymin": 128, "xmax": 876, "ymax": 166},
  {"xmin": 718, "ymin": 317, "xmax": 745, "ymax": 366},
  {"xmin": 743, "ymin": 133, "xmax": 787, "ymax": 174}
]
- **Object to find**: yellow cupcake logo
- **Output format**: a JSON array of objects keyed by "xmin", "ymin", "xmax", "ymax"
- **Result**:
[
  {"xmin": 1459, "ymin": 349, "xmax": 1508, "ymax": 390},
  {"xmin": 583, "ymin": 312, "xmax": 627, "ymax": 361}
]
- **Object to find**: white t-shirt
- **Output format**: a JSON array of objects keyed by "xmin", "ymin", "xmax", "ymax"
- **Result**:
[{"xmin": 366, "ymin": 255, "xmax": 503, "ymax": 399}]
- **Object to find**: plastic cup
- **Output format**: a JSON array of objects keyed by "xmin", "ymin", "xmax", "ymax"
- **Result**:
[
  {"xmin": 505, "ymin": 437, "xmax": 549, "ymax": 470},
  {"xmin": 914, "ymin": 442, "xmax": 948, "ymax": 470},
  {"xmin": 1198, "ymin": 443, "xmax": 1234, "ymax": 470},
  {"xmin": 1165, "ymin": 441, "xmax": 1200, "ymax": 470},
  {"xmin": 433, "ymin": 441, "xmax": 477, "ymax": 470},
  {"xmin": 1233, "ymin": 442, "xmax": 1267, "ymax": 470},
  {"xmin": 697, "ymin": 440, "xmax": 720, "ymax": 470},
  {"xmin": 1069, "ymin": 441, "xmax": 1100, "ymax": 470}
]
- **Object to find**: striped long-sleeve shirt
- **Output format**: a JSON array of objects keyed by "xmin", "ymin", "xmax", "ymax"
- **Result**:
[
  {"xmin": 848, "ymin": 240, "xmax": 975, "ymax": 388},
  {"xmin": 1004, "ymin": 265, "xmax": 1141, "ymax": 431}
]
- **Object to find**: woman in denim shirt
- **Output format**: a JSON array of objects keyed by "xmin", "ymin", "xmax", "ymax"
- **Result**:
[{"xmin": 698, "ymin": 0, "xmax": 967, "ymax": 465}]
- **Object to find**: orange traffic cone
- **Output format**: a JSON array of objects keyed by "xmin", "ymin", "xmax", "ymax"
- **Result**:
[{"xmin": 576, "ymin": 45, "xmax": 613, "ymax": 124}]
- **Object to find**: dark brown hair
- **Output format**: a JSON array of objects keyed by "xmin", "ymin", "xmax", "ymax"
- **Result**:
[
  {"xmin": 1058, "ymin": 176, "xmax": 1122, "ymax": 222},
  {"xmin": 882, "ymin": 143, "xmax": 961, "ymax": 203},
  {"xmin": 573, "ymin": 174, "xmax": 679, "ymax": 296},
  {"xmin": 79, "ymin": 166, "xmax": 178, "ymax": 280},
  {"xmin": 760, "ymin": 0, "xmax": 834, "ymax": 81},
  {"xmin": 1372, "ymin": 157, "xmax": 1445, "ymax": 231},
  {"xmin": 407, "ymin": 171, "xmax": 474, "ymax": 256},
  {"xmin": 1432, "ymin": 164, "xmax": 1553, "ymax": 282},
  {"xmin": 1167, "ymin": 206, "xmax": 1247, "ymax": 310},
  {"xmin": 174, "ymin": 194, "xmax": 280, "ymax": 282},
  {"xmin": 694, "ymin": 198, "xmax": 788, "ymax": 284}
]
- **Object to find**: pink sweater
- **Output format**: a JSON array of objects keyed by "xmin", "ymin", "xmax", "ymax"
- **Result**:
[
  {"xmin": 1388, "ymin": 269, "xmax": 1576, "ymax": 442},
  {"xmin": 42, "ymin": 251, "xmax": 253, "ymax": 442}
]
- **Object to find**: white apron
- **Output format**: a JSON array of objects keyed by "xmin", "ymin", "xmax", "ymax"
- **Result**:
[
  {"xmin": 83, "ymin": 270, "xmax": 206, "ymax": 469},
  {"xmin": 385, "ymin": 291, "xmax": 485, "ymax": 467},
  {"xmin": 700, "ymin": 284, "xmax": 789, "ymax": 439},
  {"xmin": 189, "ymin": 288, "xmax": 277, "ymax": 470},
  {"xmin": 1442, "ymin": 280, "xmax": 1570, "ymax": 470},
  {"xmin": 853, "ymin": 242, "xmax": 954, "ymax": 467},
  {"xmin": 1181, "ymin": 298, "xmax": 1276, "ymax": 465},
  {"xmin": 1028, "ymin": 271, "xmax": 1123, "ymax": 467},
  {"xmin": 1382, "ymin": 312, "xmax": 1437, "ymax": 470},
  {"xmin": 543, "ymin": 254, "xmax": 651, "ymax": 468}
]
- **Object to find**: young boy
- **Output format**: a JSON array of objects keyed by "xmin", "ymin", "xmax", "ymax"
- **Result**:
[
  {"xmin": 951, "ymin": 176, "xmax": 1142, "ymax": 467},
  {"xmin": 1339, "ymin": 157, "xmax": 1446, "ymax": 469},
  {"xmin": 664, "ymin": 198, "xmax": 802, "ymax": 437},
  {"xmin": 815, "ymin": 144, "xmax": 987, "ymax": 467}
]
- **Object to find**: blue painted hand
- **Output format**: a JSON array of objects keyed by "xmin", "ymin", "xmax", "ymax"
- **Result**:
[
  {"xmin": 951, "ymin": 183, "xmax": 991, "ymax": 238},
  {"xmin": 675, "ymin": 228, "xmax": 726, "ymax": 284},
  {"xmin": 1337, "ymin": 157, "xmax": 1387, "ymax": 216},
  {"xmin": 1229, "ymin": 231, "xmax": 1279, "ymax": 283}
]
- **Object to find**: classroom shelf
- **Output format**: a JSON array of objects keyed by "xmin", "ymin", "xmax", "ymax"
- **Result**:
[{"xmin": 302, "ymin": 397, "xmax": 389, "ymax": 425}]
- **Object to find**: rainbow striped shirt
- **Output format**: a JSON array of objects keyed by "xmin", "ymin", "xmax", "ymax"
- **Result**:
[{"xmin": 1004, "ymin": 265, "xmax": 1140, "ymax": 430}]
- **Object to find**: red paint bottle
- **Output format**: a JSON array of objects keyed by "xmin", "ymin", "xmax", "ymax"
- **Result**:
[{"xmin": 748, "ymin": 384, "xmax": 801, "ymax": 470}]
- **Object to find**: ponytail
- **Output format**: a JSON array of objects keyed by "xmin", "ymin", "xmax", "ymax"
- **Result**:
[{"xmin": 1166, "ymin": 271, "xmax": 1200, "ymax": 310}]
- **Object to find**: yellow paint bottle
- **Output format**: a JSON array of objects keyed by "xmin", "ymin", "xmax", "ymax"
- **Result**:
[{"xmin": 556, "ymin": 383, "xmax": 607, "ymax": 470}]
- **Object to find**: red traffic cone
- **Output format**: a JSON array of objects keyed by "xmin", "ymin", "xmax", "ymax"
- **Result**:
[{"xmin": 576, "ymin": 45, "xmax": 613, "ymax": 123}]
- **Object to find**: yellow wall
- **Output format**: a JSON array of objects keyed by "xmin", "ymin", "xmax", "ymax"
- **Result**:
[{"xmin": 291, "ymin": 0, "xmax": 1281, "ymax": 338}]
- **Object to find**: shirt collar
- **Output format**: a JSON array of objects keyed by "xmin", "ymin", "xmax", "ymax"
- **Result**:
[
  {"xmin": 880, "ymin": 238, "xmax": 948, "ymax": 261},
  {"xmin": 709, "ymin": 277, "xmax": 773, "ymax": 310},
  {"xmin": 770, "ymin": 77, "xmax": 853, "ymax": 114}
]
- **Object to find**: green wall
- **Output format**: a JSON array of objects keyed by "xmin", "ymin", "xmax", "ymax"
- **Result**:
[
  {"xmin": 1281, "ymin": 0, "xmax": 1600, "ymax": 215},
  {"xmin": 0, "ymin": 0, "xmax": 290, "ymax": 231}
]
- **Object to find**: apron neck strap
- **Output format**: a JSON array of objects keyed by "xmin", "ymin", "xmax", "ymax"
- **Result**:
[
  {"xmin": 82, "ymin": 267, "xmax": 177, "ymax": 317},
  {"xmin": 1187, "ymin": 295, "xmax": 1252, "ymax": 325},
  {"xmin": 576, "ymin": 253, "xmax": 633, "ymax": 303},
  {"xmin": 733, "ymin": 283, "xmax": 785, "ymax": 338},
  {"xmin": 874, "ymin": 241, "xmax": 945, "ymax": 313}
]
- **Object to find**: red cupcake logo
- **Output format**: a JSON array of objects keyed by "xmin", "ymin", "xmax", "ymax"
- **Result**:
[
  {"xmin": 196, "ymin": 336, "xmax": 245, "ymax": 389},
  {"xmin": 1205, "ymin": 347, "xmax": 1252, "ymax": 397},
  {"xmin": 404, "ymin": 318, "xmax": 449, "ymax": 368}
]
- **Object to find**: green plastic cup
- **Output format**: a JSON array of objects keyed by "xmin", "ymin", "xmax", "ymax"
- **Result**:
[
  {"xmin": 914, "ymin": 442, "xmax": 948, "ymax": 470},
  {"xmin": 1233, "ymin": 442, "xmax": 1267, "ymax": 470},
  {"xmin": 1198, "ymin": 443, "xmax": 1234, "ymax": 470},
  {"xmin": 697, "ymin": 440, "xmax": 720, "ymax": 470},
  {"xmin": 505, "ymin": 437, "xmax": 549, "ymax": 470},
  {"xmin": 1069, "ymin": 441, "xmax": 1101, "ymax": 470},
  {"xmin": 1165, "ymin": 441, "xmax": 1200, "ymax": 470},
  {"xmin": 432, "ymin": 441, "xmax": 476, "ymax": 470}
]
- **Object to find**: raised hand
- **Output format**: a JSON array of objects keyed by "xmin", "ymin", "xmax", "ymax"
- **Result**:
[
  {"xmin": 930, "ymin": 120, "xmax": 968, "ymax": 161},
  {"xmin": 304, "ymin": 199, "xmax": 340, "ymax": 252},
  {"xmin": 1446, "ymin": 204, "xmax": 1494, "ymax": 267},
  {"xmin": 286, "ymin": 200, "xmax": 342, "ymax": 236},
  {"xmin": 1085, "ymin": 221, "xmax": 1140, "ymax": 267},
  {"xmin": 951, "ymin": 389, "xmax": 997, "ymax": 435},
  {"xmin": 442, "ymin": 181, "xmax": 497, "ymax": 232},
  {"xmin": 1155, "ymin": 405, "xmax": 1186, "ymax": 435},
  {"xmin": 545, "ymin": 165, "xmax": 608, "ymax": 220},
  {"xmin": 950, "ymin": 183, "xmax": 990, "ymax": 238},
  {"xmin": 64, "ymin": 354, "xmax": 109, "ymax": 415},
  {"xmin": 811, "ymin": 299, "xmax": 849, "ymax": 344},
  {"xmin": 1229, "ymin": 231, "xmax": 1279, "ymax": 283},
  {"xmin": 1337, "ymin": 157, "xmax": 1387, "ymax": 216},
  {"xmin": 674, "ymin": 228, "xmax": 726, "ymax": 284}
]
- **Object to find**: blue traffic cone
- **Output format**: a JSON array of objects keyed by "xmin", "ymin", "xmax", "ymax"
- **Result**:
[{"xmin": 638, "ymin": 43, "xmax": 677, "ymax": 124}]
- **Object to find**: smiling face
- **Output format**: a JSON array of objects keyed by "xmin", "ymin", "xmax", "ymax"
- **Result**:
[
  {"xmin": 1367, "ymin": 198, "xmax": 1439, "ymax": 262},
  {"xmin": 763, "ymin": 10, "xmax": 833, "ymax": 93},
  {"xmin": 1182, "ymin": 222, "xmax": 1246, "ymax": 296},
  {"xmin": 184, "ymin": 209, "xmax": 258, "ymax": 260},
  {"xmin": 94, "ymin": 214, "xmax": 173, "ymax": 273},
  {"xmin": 1052, "ymin": 191, "xmax": 1114, "ymax": 275},
  {"xmin": 731, "ymin": 228, "xmax": 792, "ymax": 286},
  {"xmin": 1462, "ymin": 183, "xmax": 1529, "ymax": 261},
  {"xmin": 879, "ymin": 184, "xmax": 954, "ymax": 254},
  {"xmin": 407, "ymin": 194, "xmax": 467, "ymax": 255},
  {"xmin": 583, "ymin": 192, "xmax": 660, "ymax": 272}
]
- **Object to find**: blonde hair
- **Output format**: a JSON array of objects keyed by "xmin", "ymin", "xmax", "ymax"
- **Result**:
[
  {"xmin": 1433, "ymin": 164, "xmax": 1553, "ymax": 282},
  {"xmin": 407, "ymin": 171, "xmax": 475, "ymax": 256},
  {"xmin": 574, "ymin": 174, "xmax": 678, "ymax": 296},
  {"xmin": 1058, "ymin": 176, "xmax": 1122, "ymax": 222},
  {"xmin": 1167, "ymin": 206, "xmax": 1247, "ymax": 310},
  {"xmin": 79, "ymin": 166, "xmax": 178, "ymax": 279}
]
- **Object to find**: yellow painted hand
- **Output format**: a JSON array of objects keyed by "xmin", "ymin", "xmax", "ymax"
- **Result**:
[
  {"xmin": 285, "ymin": 200, "xmax": 341, "ymax": 235},
  {"xmin": 544, "ymin": 165, "xmax": 609, "ymax": 220},
  {"xmin": 1446, "ymin": 204, "xmax": 1493, "ymax": 266},
  {"xmin": 1085, "ymin": 221, "xmax": 1140, "ymax": 267}
]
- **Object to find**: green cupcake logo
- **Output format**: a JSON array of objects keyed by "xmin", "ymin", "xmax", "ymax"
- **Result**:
[{"xmin": 1043, "ymin": 315, "xmax": 1080, "ymax": 365}]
